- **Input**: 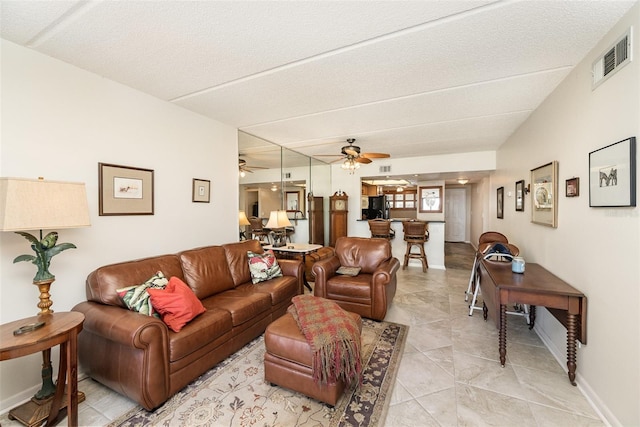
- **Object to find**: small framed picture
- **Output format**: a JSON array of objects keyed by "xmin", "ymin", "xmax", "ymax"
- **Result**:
[
  {"xmin": 192, "ymin": 179, "xmax": 210, "ymax": 203},
  {"xmin": 589, "ymin": 137, "xmax": 636, "ymax": 207},
  {"xmin": 566, "ymin": 177, "xmax": 579, "ymax": 197},
  {"xmin": 515, "ymin": 180, "xmax": 525, "ymax": 211},
  {"xmin": 99, "ymin": 163, "xmax": 154, "ymax": 215},
  {"xmin": 497, "ymin": 187, "xmax": 504, "ymax": 219}
]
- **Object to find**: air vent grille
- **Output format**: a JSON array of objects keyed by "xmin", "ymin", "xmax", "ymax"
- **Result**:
[
  {"xmin": 379, "ymin": 165, "xmax": 391, "ymax": 173},
  {"xmin": 283, "ymin": 172, "xmax": 291, "ymax": 179},
  {"xmin": 592, "ymin": 28, "xmax": 632, "ymax": 89}
]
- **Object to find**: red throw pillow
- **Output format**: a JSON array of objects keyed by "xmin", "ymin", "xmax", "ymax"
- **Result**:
[{"xmin": 148, "ymin": 276, "xmax": 205, "ymax": 332}]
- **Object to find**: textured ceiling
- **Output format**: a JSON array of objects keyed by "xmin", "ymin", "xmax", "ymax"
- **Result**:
[{"xmin": 1, "ymin": 0, "xmax": 636, "ymax": 175}]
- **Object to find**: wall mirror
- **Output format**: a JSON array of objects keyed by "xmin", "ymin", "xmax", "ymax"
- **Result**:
[{"xmin": 238, "ymin": 132, "xmax": 331, "ymax": 219}]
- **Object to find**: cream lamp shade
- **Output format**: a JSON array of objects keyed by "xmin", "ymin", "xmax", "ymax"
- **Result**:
[
  {"xmin": 0, "ymin": 177, "xmax": 91, "ymax": 231},
  {"xmin": 265, "ymin": 210, "xmax": 292, "ymax": 229},
  {"xmin": 238, "ymin": 210, "xmax": 250, "ymax": 226}
]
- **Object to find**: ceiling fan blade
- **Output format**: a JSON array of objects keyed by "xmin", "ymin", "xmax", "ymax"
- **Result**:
[
  {"xmin": 344, "ymin": 148, "xmax": 359, "ymax": 156},
  {"xmin": 355, "ymin": 157, "xmax": 372, "ymax": 164},
  {"xmin": 361, "ymin": 152, "xmax": 390, "ymax": 159}
]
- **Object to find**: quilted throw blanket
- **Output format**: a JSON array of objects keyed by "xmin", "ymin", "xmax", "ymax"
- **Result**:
[{"xmin": 288, "ymin": 295, "xmax": 362, "ymax": 386}]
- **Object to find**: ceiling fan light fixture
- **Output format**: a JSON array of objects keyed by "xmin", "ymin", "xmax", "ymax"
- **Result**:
[
  {"xmin": 458, "ymin": 178, "xmax": 469, "ymax": 185},
  {"xmin": 240, "ymin": 170, "xmax": 246, "ymax": 178},
  {"xmin": 341, "ymin": 158, "xmax": 360, "ymax": 174}
]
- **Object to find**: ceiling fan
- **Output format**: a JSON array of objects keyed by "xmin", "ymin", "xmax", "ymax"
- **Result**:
[
  {"xmin": 315, "ymin": 139, "xmax": 390, "ymax": 173},
  {"xmin": 238, "ymin": 158, "xmax": 267, "ymax": 176}
]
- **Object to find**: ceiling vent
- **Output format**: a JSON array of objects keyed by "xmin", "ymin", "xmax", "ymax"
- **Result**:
[
  {"xmin": 592, "ymin": 27, "xmax": 632, "ymax": 89},
  {"xmin": 282, "ymin": 172, "xmax": 291, "ymax": 179},
  {"xmin": 379, "ymin": 165, "xmax": 391, "ymax": 173}
]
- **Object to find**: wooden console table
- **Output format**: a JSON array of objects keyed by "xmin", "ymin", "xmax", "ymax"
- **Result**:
[
  {"xmin": 1, "ymin": 312, "xmax": 85, "ymax": 426},
  {"xmin": 478, "ymin": 259, "xmax": 587, "ymax": 385}
]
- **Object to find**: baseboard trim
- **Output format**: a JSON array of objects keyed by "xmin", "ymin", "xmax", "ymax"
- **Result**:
[{"xmin": 534, "ymin": 323, "xmax": 618, "ymax": 427}]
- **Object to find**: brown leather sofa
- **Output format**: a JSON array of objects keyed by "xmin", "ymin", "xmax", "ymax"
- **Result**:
[
  {"xmin": 72, "ymin": 240, "xmax": 303, "ymax": 410},
  {"xmin": 312, "ymin": 237, "xmax": 400, "ymax": 321}
]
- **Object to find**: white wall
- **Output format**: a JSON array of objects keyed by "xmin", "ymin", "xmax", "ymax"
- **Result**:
[
  {"xmin": 0, "ymin": 40, "xmax": 239, "ymax": 410},
  {"xmin": 488, "ymin": 6, "xmax": 639, "ymax": 426}
]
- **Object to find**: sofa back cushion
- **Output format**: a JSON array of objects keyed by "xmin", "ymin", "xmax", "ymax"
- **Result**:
[
  {"xmin": 86, "ymin": 254, "xmax": 184, "ymax": 307},
  {"xmin": 179, "ymin": 246, "xmax": 235, "ymax": 299},
  {"xmin": 335, "ymin": 236, "xmax": 392, "ymax": 274},
  {"xmin": 222, "ymin": 240, "xmax": 264, "ymax": 286}
]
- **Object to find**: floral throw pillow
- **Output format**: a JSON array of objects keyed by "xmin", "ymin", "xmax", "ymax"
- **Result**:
[
  {"xmin": 247, "ymin": 250, "xmax": 283, "ymax": 284},
  {"xmin": 116, "ymin": 271, "xmax": 168, "ymax": 317}
]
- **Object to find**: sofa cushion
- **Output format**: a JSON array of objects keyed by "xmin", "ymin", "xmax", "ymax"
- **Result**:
[
  {"xmin": 249, "ymin": 275, "xmax": 298, "ymax": 306},
  {"xmin": 202, "ymin": 284, "xmax": 271, "ymax": 327},
  {"xmin": 116, "ymin": 271, "xmax": 169, "ymax": 317},
  {"xmin": 326, "ymin": 274, "xmax": 372, "ymax": 304},
  {"xmin": 247, "ymin": 250, "xmax": 282, "ymax": 284},
  {"xmin": 179, "ymin": 246, "xmax": 235, "ymax": 299},
  {"xmin": 86, "ymin": 254, "xmax": 184, "ymax": 307},
  {"xmin": 148, "ymin": 277, "xmax": 206, "ymax": 332},
  {"xmin": 222, "ymin": 240, "xmax": 264, "ymax": 286},
  {"xmin": 166, "ymin": 307, "xmax": 233, "ymax": 362}
]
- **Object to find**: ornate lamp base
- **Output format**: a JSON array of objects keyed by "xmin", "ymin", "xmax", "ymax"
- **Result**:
[{"xmin": 8, "ymin": 390, "xmax": 86, "ymax": 427}]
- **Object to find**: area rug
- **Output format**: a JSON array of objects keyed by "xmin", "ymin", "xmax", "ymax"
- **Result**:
[{"xmin": 109, "ymin": 318, "xmax": 407, "ymax": 427}]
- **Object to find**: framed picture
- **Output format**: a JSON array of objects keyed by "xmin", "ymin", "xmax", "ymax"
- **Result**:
[
  {"xmin": 497, "ymin": 187, "xmax": 504, "ymax": 219},
  {"xmin": 192, "ymin": 178, "xmax": 210, "ymax": 203},
  {"xmin": 286, "ymin": 191, "xmax": 300, "ymax": 211},
  {"xmin": 530, "ymin": 161, "xmax": 558, "ymax": 227},
  {"xmin": 515, "ymin": 180, "xmax": 525, "ymax": 211},
  {"xmin": 99, "ymin": 163, "xmax": 154, "ymax": 215},
  {"xmin": 566, "ymin": 177, "xmax": 580, "ymax": 197},
  {"xmin": 589, "ymin": 137, "xmax": 636, "ymax": 207},
  {"xmin": 418, "ymin": 186, "xmax": 443, "ymax": 213}
]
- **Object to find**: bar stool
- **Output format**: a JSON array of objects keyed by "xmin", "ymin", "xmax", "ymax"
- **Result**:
[
  {"xmin": 402, "ymin": 220, "xmax": 429, "ymax": 272},
  {"xmin": 368, "ymin": 219, "xmax": 395, "ymax": 240}
]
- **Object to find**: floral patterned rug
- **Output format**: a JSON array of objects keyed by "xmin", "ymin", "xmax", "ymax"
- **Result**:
[{"xmin": 109, "ymin": 318, "xmax": 407, "ymax": 427}]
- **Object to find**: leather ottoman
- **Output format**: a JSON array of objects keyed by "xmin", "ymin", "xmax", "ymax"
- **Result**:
[{"xmin": 264, "ymin": 311, "xmax": 361, "ymax": 406}]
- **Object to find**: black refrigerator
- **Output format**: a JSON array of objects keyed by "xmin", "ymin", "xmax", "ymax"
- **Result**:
[{"xmin": 365, "ymin": 195, "xmax": 388, "ymax": 219}]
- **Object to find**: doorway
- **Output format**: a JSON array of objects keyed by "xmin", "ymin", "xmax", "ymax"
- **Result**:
[{"xmin": 445, "ymin": 188, "xmax": 466, "ymax": 242}]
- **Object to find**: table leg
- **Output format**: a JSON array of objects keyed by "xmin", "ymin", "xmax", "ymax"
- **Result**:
[
  {"xmin": 45, "ymin": 342, "xmax": 67, "ymax": 426},
  {"xmin": 566, "ymin": 313, "xmax": 577, "ymax": 386},
  {"xmin": 529, "ymin": 305, "xmax": 536, "ymax": 330},
  {"xmin": 69, "ymin": 327, "xmax": 79, "ymax": 426},
  {"xmin": 301, "ymin": 253, "xmax": 312, "ymax": 292},
  {"xmin": 499, "ymin": 304, "xmax": 507, "ymax": 367}
]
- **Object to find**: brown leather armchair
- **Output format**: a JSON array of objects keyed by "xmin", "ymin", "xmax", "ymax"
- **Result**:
[{"xmin": 312, "ymin": 236, "xmax": 400, "ymax": 321}]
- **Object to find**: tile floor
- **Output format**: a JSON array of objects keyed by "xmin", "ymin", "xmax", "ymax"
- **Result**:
[{"xmin": 0, "ymin": 243, "xmax": 603, "ymax": 426}]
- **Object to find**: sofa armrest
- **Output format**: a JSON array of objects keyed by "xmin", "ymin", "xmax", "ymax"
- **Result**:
[
  {"xmin": 370, "ymin": 257, "xmax": 400, "ymax": 320},
  {"xmin": 277, "ymin": 258, "xmax": 304, "ymax": 294},
  {"xmin": 372, "ymin": 257, "xmax": 401, "ymax": 286},
  {"xmin": 311, "ymin": 256, "xmax": 341, "ymax": 298},
  {"xmin": 72, "ymin": 301, "xmax": 170, "ymax": 410}
]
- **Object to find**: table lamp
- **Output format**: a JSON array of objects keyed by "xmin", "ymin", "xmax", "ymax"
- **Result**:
[
  {"xmin": 239, "ymin": 210, "xmax": 250, "ymax": 240},
  {"xmin": 0, "ymin": 177, "xmax": 90, "ymax": 426},
  {"xmin": 265, "ymin": 210, "xmax": 292, "ymax": 247}
]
